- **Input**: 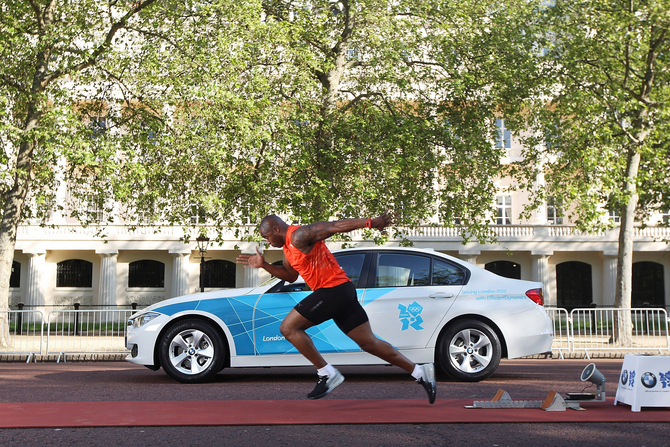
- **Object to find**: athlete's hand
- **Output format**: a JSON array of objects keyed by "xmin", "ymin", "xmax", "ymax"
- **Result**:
[
  {"xmin": 236, "ymin": 246, "xmax": 265, "ymax": 268},
  {"xmin": 371, "ymin": 210, "xmax": 396, "ymax": 232}
]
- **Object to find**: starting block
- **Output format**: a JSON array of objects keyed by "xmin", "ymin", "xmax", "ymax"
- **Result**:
[{"xmin": 465, "ymin": 389, "xmax": 584, "ymax": 411}]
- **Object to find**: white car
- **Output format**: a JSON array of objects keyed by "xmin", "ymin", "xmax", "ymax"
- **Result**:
[{"xmin": 126, "ymin": 247, "xmax": 553, "ymax": 383}]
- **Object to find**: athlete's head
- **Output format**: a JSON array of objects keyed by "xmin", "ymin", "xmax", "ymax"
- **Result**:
[{"xmin": 259, "ymin": 214, "xmax": 287, "ymax": 247}]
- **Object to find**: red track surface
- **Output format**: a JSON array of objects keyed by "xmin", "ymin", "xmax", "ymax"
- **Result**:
[{"xmin": 1, "ymin": 398, "xmax": 668, "ymax": 428}]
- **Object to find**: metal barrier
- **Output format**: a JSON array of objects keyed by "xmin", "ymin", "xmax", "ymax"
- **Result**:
[
  {"xmin": 568, "ymin": 307, "xmax": 670, "ymax": 358},
  {"xmin": 2, "ymin": 307, "xmax": 668, "ymax": 362},
  {"xmin": 0, "ymin": 310, "xmax": 44, "ymax": 362},
  {"xmin": 45, "ymin": 309, "xmax": 134, "ymax": 362},
  {"xmin": 544, "ymin": 307, "xmax": 571, "ymax": 358}
]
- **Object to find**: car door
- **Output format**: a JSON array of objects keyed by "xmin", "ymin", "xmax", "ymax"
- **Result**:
[
  {"xmin": 362, "ymin": 251, "xmax": 466, "ymax": 350},
  {"xmin": 252, "ymin": 252, "xmax": 368, "ymax": 355}
]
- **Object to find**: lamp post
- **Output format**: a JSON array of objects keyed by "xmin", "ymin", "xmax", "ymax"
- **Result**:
[{"xmin": 196, "ymin": 235, "xmax": 210, "ymax": 293}]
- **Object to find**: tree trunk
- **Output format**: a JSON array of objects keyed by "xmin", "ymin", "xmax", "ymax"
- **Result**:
[
  {"xmin": 0, "ymin": 110, "xmax": 38, "ymax": 347},
  {"xmin": 612, "ymin": 148, "xmax": 640, "ymax": 346}
]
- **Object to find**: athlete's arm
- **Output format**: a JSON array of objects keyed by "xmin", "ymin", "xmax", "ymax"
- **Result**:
[
  {"xmin": 236, "ymin": 247, "xmax": 299, "ymax": 282},
  {"xmin": 291, "ymin": 211, "xmax": 393, "ymax": 252}
]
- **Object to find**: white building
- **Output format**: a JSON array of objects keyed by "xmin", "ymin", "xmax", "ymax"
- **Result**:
[{"xmin": 8, "ymin": 120, "xmax": 670, "ymax": 313}]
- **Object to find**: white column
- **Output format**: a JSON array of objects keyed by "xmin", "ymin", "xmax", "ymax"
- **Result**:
[
  {"xmin": 242, "ymin": 251, "xmax": 261, "ymax": 287},
  {"xmin": 96, "ymin": 250, "xmax": 118, "ymax": 307},
  {"xmin": 26, "ymin": 251, "xmax": 46, "ymax": 307},
  {"xmin": 170, "ymin": 251, "xmax": 191, "ymax": 298},
  {"xmin": 459, "ymin": 254, "xmax": 479, "ymax": 267},
  {"xmin": 602, "ymin": 254, "xmax": 618, "ymax": 307},
  {"xmin": 531, "ymin": 254, "xmax": 551, "ymax": 306}
]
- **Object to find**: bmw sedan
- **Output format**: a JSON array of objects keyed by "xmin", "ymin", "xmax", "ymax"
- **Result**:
[{"xmin": 126, "ymin": 247, "xmax": 553, "ymax": 383}]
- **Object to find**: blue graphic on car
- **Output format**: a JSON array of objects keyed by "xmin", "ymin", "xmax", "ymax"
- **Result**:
[{"xmin": 398, "ymin": 301, "xmax": 424, "ymax": 331}]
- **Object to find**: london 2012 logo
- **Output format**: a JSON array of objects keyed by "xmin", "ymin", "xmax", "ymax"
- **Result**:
[
  {"xmin": 661, "ymin": 371, "xmax": 670, "ymax": 389},
  {"xmin": 398, "ymin": 301, "xmax": 424, "ymax": 331},
  {"xmin": 641, "ymin": 372, "xmax": 657, "ymax": 389}
]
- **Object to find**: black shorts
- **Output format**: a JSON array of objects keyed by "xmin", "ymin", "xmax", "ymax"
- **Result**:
[{"xmin": 294, "ymin": 281, "xmax": 369, "ymax": 334}]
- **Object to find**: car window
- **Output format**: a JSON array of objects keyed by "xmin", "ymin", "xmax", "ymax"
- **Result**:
[
  {"xmin": 375, "ymin": 254, "xmax": 430, "ymax": 287},
  {"xmin": 432, "ymin": 259, "xmax": 466, "ymax": 285},
  {"xmin": 336, "ymin": 253, "xmax": 366, "ymax": 287}
]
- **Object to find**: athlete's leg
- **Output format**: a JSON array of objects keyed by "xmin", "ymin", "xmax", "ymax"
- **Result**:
[
  {"xmin": 279, "ymin": 309, "xmax": 327, "ymax": 368},
  {"xmin": 345, "ymin": 321, "xmax": 415, "ymax": 373}
]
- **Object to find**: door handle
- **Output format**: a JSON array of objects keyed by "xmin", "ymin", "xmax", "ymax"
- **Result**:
[{"xmin": 429, "ymin": 292, "xmax": 454, "ymax": 299}]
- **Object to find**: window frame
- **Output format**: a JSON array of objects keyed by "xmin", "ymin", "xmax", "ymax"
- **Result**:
[
  {"xmin": 128, "ymin": 259, "xmax": 165, "ymax": 289},
  {"xmin": 365, "ymin": 251, "xmax": 469, "ymax": 288},
  {"xmin": 495, "ymin": 195, "xmax": 513, "ymax": 225},
  {"xmin": 57, "ymin": 259, "xmax": 93, "ymax": 288}
]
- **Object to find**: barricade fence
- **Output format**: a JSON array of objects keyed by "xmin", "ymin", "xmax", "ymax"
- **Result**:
[
  {"xmin": 1, "ymin": 306, "xmax": 144, "ymax": 362},
  {"xmin": 2, "ymin": 307, "xmax": 669, "ymax": 361},
  {"xmin": 46, "ymin": 309, "xmax": 136, "ymax": 362},
  {"xmin": 0, "ymin": 310, "xmax": 44, "ymax": 362}
]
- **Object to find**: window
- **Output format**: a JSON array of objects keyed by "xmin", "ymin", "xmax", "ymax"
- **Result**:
[
  {"xmin": 495, "ymin": 196, "xmax": 512, "ymax": 225},
  {"xmin": 9, "ymin": 261, "xmax": 20, "ymax": 288},
  {"xmin": 201, "ymin": 260, "xmax": 236, "ymax": 288},
  {"xmin": 57, "ymin": 260, "xmax": 93, "ymax": 288},
  {"xmin": 556, "ymin": 261, "xmax": 593, "ymax": 309},
  {"xmin": 335, "ymin": 254, "xmax": 366, "ymax": 287},
  {"xmin": 495, "ymin": 118, "xmax": 511, "ymax": 149},
  {"xmin": 547, "ymin": 197, "xmax": 564, "ymax": 225},
  {"xmin": 129, "ymin": 260, "xmax": 165, "ymax": 288},
  {"xmin": 485, "ymin": 261, "xmax": 521, "ymax": 280},
  {"xmin": 433, "ymin": 259, "xmax": 465, "ymax": 285},
  {"xmin": 608, "ymin": 209, "xmax": 620, "ymax": 223},
  {"xmin": 375, "ymin": 254, "xmax": 430, "ymax": 287},
  {"xmin": 661, "ymin": 210, "xmax": 670, "ymax": 224},
  {"xmin": 632, "ymin": 262, "xmax": 665, "ymax": 307}
]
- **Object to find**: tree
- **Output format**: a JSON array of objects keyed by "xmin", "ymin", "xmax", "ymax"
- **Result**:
[
  {"xmin": 0, "ymin": 0, "xmax": 547, "ymax": 348},
  {"xmin": 120, "ymin": 0, "xmax": 527, "ymax": 241},
  {"xmin": 511, "ymin": 0, "xmax": 670, "ymax": 343},
  {"xmin": 0, "ymin": 0, "xmax": 259, "ymax": 345}
]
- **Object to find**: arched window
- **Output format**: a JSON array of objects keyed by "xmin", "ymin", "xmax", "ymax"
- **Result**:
[
  {"xmin": 202, "ymin": 260, "xmax": 236, "ymax": 288},
  {"xmin": 57, "ymin": 259, "xmax": 93, "ymax": 288},
  {"xmin": 632, "ymin": 262, "xmax": 665, "ymax": 307},
  {"xmin": 129, "ymin": 260, "xmax": 165, "ymax": 288},
  {"xmin": 485, "ymin": 261, "xmax": 521, "ymax": 279},
  {"xmin": 556, "ymin": 261, "xmax": 592, "ymax": 309},
  {"xmin": 9, "ymin": 261, "xmax": 20, "ymax": 288}
]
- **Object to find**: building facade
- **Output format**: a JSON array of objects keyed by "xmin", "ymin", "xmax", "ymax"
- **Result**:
[{"xmin": 9, "ymin": 221, "xmax": 670, "ymax": 313}]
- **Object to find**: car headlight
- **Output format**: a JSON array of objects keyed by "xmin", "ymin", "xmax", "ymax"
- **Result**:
[{"xmin": 127, "ymin": 312, "xmax": 161, "ymax": 329}]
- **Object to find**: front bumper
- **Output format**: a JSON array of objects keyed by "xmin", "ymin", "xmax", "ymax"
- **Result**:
[{"xmin": 125, "ymin": 314, "xmax": 169, "ymax": 366}]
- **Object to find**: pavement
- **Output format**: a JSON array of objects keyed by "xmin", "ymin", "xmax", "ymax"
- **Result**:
[{"xmin": 0, "ymin": 358, "xmax": 669, "ymax": 446}]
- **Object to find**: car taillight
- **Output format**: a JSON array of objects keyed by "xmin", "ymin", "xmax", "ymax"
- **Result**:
[{"xmin": 525, "ymin": 288, "xmax": 544, "ymax": 305}]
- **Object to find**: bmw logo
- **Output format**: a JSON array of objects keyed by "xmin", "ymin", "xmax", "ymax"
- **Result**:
[
  {"xmin": 641, "ymin": 372, "xmax": 657, "ymax": 389},
  {"xmin": 621, "ymin": 370, "xmax": 628, "ymax": 385}
]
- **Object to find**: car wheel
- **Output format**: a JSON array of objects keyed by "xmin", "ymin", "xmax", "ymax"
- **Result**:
[
  {"xmin": 437, "ymin": 319, "xmax": 501, "ymax": 382},
  {"xmin": 158, "ymin": 318, "xmax": 226, "ymax": 383}
]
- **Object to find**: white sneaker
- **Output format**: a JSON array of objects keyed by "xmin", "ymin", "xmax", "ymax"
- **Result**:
[{"xmin": 417, "ymin": 363, "xmax": 436, "ymax": 404}]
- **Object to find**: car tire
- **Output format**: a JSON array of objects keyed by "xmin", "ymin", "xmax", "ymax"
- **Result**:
[
  {"xmin": 437, "ymin": 319, "xmax": 501, "ymax": 382},
  {"xmin": 158, "ymin": 318, "xmax": 226, "ymax": 383}
]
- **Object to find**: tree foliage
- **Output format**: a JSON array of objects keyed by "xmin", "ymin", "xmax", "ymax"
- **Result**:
[{"xmin": 508, "ymin": 0, "xmax": 669, "ymax": 341}]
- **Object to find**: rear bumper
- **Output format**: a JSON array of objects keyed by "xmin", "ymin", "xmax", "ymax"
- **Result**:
[{"xmin": 498, "ymin": 306, "xmax": 554, "ymax": 358}]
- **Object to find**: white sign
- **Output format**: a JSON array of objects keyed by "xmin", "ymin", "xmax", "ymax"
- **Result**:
[{"xmin": 614, "ymin": 354, "xmax": 670, "ymax": 412}]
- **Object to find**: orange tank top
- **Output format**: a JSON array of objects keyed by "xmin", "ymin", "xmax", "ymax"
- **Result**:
[{"xmin": 283, "ymin": 225, "xmax": 350, "ymax": 291}]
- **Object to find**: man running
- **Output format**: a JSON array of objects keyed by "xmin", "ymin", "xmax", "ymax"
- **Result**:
[{"xmin": 236, "ymin": 212, "xmax": 437, "ymax": 403}]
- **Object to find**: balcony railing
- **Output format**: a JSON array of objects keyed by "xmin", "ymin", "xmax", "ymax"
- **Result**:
[{"xmin": 15, "ymin": 223, "xmax": 670, "ymax": 243}]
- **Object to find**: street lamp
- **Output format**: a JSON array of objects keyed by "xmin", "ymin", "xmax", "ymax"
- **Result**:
[{"xmin": 196, "ymin": 234, "xmax": 210, "ymax": 293}]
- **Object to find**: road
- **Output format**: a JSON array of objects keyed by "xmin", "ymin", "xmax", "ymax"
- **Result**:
[{"xmin": 0, "ymin": 358, "xmax": 668, "ymax": 446}]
